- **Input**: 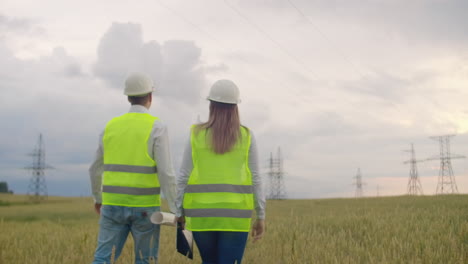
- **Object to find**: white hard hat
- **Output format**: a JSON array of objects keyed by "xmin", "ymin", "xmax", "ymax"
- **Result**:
[
  {"xmin": 207, "ymin": 79, "xmax": 241, "ymax": 104},
  {"xmin": 124, "ymin": 73, "xmax": 154, "ymax": 96}
]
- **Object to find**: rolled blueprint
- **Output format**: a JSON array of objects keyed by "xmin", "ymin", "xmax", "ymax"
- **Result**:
[
  {"xmin": 150, "ymin": 212, "xmax": 176, "ymax": 226},
  {"xmin": 150, "ymin": 211, "xmax": 194, "ymax": 259}
]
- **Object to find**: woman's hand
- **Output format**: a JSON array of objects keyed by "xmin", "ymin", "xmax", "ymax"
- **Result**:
[{"xmin": 251, "ymin": 219, "xmax": 265, "ymax": 242}]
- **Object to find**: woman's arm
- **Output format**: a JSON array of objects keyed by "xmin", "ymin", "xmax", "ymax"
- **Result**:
[{"xmin": 250, "ymin": 132, "xmax": 266, "ymax": 220}]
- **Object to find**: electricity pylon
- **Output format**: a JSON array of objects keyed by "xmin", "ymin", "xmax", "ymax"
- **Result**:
[
  {"xmin": 403, "ymin": 143, "xmax": 424, "ymax": 195},
  {"xmin": 428, "ymin": 135, "xmax": 465, "ymax": 194},
  {"xmin": 353, "ymin": 168, "xmax": 365, "ymax": 198},
  {"xmin": 26, "ymin": 134, "xmax": 53, "ymax": 202},
  {"xmin": 267, "ymin": 147, "xmax": 287, "ymax": 200}
]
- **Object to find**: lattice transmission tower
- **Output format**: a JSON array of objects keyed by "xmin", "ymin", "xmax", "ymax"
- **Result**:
[
  {"xmin": 26, "ymin": 134, "xmax": 53, "ymax": 202},
  {"xmin": 267, "ymin": 147, "xmax": 287, "ymax": 200},
  {"xmin": 428, "ymin": 134, "xmax": 465, "ymax": 194},
  {"xmin": 403, "ymin": 143, "xmax": 424, "ymax": 195},
  {"xmin": 353, "ymin": 168, "xmax": 365, "ymax": 198}
]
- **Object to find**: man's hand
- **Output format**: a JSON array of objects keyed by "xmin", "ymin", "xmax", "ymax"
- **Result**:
[
  {"xmin": 175, "ymin": 216, "xmax": 186, "ymax": 229},
  {"xmin": 251, "ymin": 219, "xmax": 265, "ymax": 242},
  {"xmin": 94, "ymin": 203, "xmax": 102, "ymax": 215}
]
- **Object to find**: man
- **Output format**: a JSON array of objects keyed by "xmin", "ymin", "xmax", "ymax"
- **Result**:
[{"xmin": 89, "ymin": 73, "xmax": 177, "ymax": 264}]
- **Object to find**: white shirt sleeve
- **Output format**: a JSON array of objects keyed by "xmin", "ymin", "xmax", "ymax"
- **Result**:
[
  {"xmin": 89, "ymin": 131, "xmax": 104, "ymax": 204},
  {"xmin": 175, "ymin": 133, "xmax": 192, "ymax": 217},
  {"xmin": 249, "ymin": 133, "xmax": 266, "ymax": 219},
  {"xmin": 175, "ymin": 130, "xmax": 266, "ymax": 220},
  {"xmin": 149, "ymin": 120, "xmax": 178, "ymax": 213}
]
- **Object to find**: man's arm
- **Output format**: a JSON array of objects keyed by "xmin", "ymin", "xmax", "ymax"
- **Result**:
[
  {"xmin": 175, "ymin": 135, "xmax": 193, "ymax": 218},
  {"xmin": 151, "ymin": 120, "xmax": 178, "ymax": 213},
  {"xmin": 89, "ymin": 132, "xmax": 104, "ymax": 213}
]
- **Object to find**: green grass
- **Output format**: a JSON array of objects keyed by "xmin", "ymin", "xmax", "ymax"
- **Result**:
[{"xmin": 1, "ymin": 194, "xmax": 467, "ymax": 263}]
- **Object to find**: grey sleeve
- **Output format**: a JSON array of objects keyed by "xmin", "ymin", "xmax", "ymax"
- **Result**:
[
  {"xmin": 89, "ymin": 131, "xmax": 104, "ymax": 204},
  {"xmin": 151, "ymin": 120, "xmax": 178, "ymax": 213},
  {"xmin": 175, "ymin": 134, "xmax": 192, "ymax": 217},
  {"xmin": 250, "ymin": 132, "xmax": 266, "ymax": 220}
]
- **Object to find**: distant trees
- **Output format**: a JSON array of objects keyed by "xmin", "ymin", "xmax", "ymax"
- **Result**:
[{"xmin": 0, "ymin": 181, "xmax": 13, "ymax": 194}]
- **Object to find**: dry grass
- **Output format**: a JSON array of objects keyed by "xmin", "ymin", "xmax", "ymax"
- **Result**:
[{"xmin": 1, "ymin": 193, "xmax": 468, "ymax": 263}]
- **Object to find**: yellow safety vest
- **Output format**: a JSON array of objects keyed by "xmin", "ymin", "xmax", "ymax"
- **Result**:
[
  {"xmin": 183, "ymin": 126, "xmax": 254, "ymax": 232},
  {"xmin": 102, "ymin": 113, "xmax": 160, "ymax": 207}
]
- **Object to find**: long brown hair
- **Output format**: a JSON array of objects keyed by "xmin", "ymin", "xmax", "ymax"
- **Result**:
[{"xmin": 196, "ymin": 101, "xmax": 241, "ymax": 154}]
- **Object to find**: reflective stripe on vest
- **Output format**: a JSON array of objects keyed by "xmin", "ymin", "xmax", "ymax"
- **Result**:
[
  {"xmin": 185, "ymin": 184, "xmax": 253, "ymax": 194},
  {"xmin": 104, "ymin": 164, "xmax": 158, "ymax": 174},
  {"xmin": 183, "ymin": 126, "xmax": 253, "ymax": 232},
  {"xmin": 185, "ymin": 208, "xmax": 253, "ymax": 218},
  {"xmin": 102, "ymin": 185, "xmax": 160, "ymax": 195},
  {"xmin": 102, "ymin": 112, "xmax": 160, "ymax": 207}
]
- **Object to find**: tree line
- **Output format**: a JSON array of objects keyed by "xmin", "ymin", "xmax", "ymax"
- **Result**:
[{"xmin": 0, "ymin": 181, "xmax": 13, "ymax": 194}]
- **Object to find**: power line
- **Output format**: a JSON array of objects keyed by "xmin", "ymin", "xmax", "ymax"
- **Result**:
[
  {"xmin": 223, "ymin": 0, "xmax": 320, "ymax": 80},
  {"xmin": 155, "ymin": 0, "xmax": 300, "ymax": 92},
  {"xmin": 156, "ymin": 0, "xmax": 218, "ymax": 43},
  {"xmin": 285, "ymin": 0, "xmax": 413, "ymax": 122},
  {"xmin": 285, "ymin": 0, "xmax": 368, "ymax": 79}
]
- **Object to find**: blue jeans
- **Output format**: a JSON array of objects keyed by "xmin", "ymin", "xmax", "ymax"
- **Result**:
[
  {"xmin": 192, "ymin": 231, "xmax": 249, "ymax": 264},
  {"xmin": 92, "ymin": 205, "xmax": 160, "ymax": 264}
]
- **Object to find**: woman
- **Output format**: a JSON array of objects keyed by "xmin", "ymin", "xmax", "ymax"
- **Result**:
[{"xmin": 175, "ymin": 79, "xmax": 266, "ymax": 264}]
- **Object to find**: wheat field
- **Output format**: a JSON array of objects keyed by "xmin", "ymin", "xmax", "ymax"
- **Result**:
[{"xmin": 1, "ymin": 193, "xmax": 468, "ymax": 263}]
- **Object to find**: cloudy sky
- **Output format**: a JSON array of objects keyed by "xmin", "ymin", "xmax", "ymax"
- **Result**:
[{"xmin": 1, "ymin": 0, "xmax": 468, "ymax": 199}]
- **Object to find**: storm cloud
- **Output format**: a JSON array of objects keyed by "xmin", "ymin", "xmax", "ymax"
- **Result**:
[
  {"xmin": 1, "ymin": 1, "xmax": 468, "ymax": 198},
  {"xmin": 93, "ymin": 22, "xmax": 205, "ymax": 104}
]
